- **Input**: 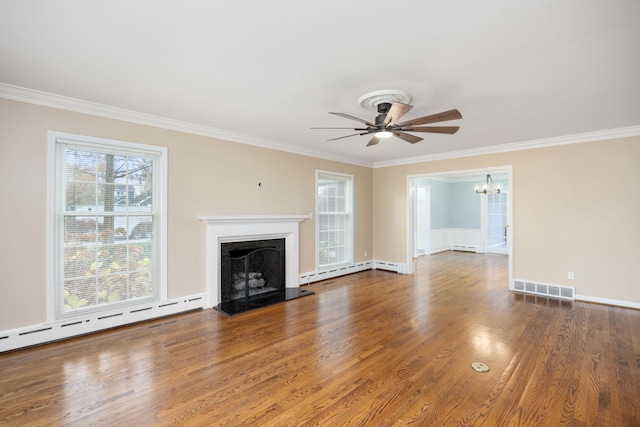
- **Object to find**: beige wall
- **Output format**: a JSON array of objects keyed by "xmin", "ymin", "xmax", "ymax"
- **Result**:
[
  {"xmin": 1, "ymin": 96, "xmax": 637, "ymax": 332},
  {"xmin": 0, "ymin": 98, "xmax": 373, "ymax": 331},
  {"xmin": 373, "ymin": 138, "xmax": 640, "ymax": 304}
]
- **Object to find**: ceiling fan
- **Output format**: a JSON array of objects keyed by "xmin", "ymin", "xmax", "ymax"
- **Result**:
[{"xmin": 313, "ymin": 102, "xmax": 462, "ymax": 147}]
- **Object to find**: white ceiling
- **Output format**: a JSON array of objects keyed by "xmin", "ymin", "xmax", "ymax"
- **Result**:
[{"xmin": 1, "ymin": 0, "xmax": 639, "ymax": 167}]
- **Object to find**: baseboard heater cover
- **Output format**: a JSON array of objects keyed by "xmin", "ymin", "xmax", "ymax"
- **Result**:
[
  {"xmin": 373, "ymin": 260, "xmax": 404, "ymax": 273},
  {"xmin": 299, "ymin": 261, "xmax": 374, "ymax": 285},
  {"xmin": 450, "ymin": 245, "xmax": 480, "ymax": 253},
  {"xmin": 0, "ymin": 294, "xmax": 206, "ymax": 353},
  {"xmin": 513, "ymin": 279, "xmax": 575, "ymax": 300}
]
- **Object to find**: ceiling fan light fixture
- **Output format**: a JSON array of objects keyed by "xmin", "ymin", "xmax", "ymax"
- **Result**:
[{"xmin": 376, "ymin": 130, "xmax": 393, "ymax": 138}]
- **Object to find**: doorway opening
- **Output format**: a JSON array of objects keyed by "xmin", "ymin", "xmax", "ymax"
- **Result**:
[{"xmin": 406, "ymin": 167, "xmax": 513, "ymax": 287}]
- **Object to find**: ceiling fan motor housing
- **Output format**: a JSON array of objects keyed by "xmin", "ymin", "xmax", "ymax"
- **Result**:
[
  {"xmin": 377, "ymin": 102, "xmax": 392, "ymax": 114},
  {"xmin": 375, "ymin": 103, "xmax": 392, "ymax": 127}
]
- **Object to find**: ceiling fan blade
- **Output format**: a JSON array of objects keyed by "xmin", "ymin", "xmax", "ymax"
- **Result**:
[
  {"xmin": 327, "ymin": 133, "xmax": 367, "ymax": 141},
  {"xmin": 401, "ymin": 126, "xmax": 460, "ymax": 134},
  {"xmin": 329, "ymin": 112, "xmax": 375, "ymax": 126},
  {"xmin": 311, "ymin": 127, "xmax": 369, "ymax": 130},
  {"xmin": 393, "ymin": 131, "xmax": 423, "ymax": 144},
  {"xmin": 384, "ymin": 103, "xmax": 413, "ymax": 125},
  {"xmin": 396, "ymin": 109, "xmax": 462, "ymax": 127},
  {"xmin": 366, "ymin": 136, "xmax": 380, "ymax": 147}
]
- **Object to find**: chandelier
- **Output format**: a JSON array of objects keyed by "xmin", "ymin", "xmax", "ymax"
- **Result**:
[{"xmin": 475, "ymin": 173, "xmax": 501, "ymax": 194}]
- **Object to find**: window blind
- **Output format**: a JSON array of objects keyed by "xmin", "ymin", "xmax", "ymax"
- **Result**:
[
  {"xmin": 54, "ymin": 139, "xmax": 161, "ymax": 319},
  {"xmin": 316, "ymin": 171, "xmax": 353, "ymax": 268}
]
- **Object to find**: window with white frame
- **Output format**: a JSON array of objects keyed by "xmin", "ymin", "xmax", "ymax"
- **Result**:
[
  {"xmin": 316, "ymin": 171, "xmax": 353, "ymax": 269},
  {"xmin": 49, "ymin": 132, "xmax": 167, "ymax": 319}
]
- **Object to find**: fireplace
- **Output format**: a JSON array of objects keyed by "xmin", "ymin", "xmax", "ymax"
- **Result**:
[
  {"xmin": 198, "ymin": 214, "xmax": 314, "ymax": 315},
  {"xmin": 220, "ymin": 238, "xmax": 285, "ymax": 304}
]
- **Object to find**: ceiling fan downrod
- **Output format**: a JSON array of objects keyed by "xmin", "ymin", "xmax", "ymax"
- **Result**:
[{"xmin": 375, "ymin": 102, "xmax": 392, "ymax": 128}]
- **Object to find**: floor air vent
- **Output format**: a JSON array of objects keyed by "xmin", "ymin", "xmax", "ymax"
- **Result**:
[{"xmin": 513, "ymin": 280, "xmax": 575, "ymax": 300}]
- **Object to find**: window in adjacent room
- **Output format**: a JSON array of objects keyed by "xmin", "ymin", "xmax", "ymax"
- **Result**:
[
  {"xmin": 316, "ymin": 170, "xmax": 353, "ymax": 269},
  {"xmin": 48, "ymin": 132, "xmax": 167, "ymax": 320}
]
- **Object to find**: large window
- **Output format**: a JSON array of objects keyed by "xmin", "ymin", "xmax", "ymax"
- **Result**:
[
  {"xmin": 48, "ymin": 132, "xmax": 167, "ymax": 320},
  {"xmin": 316, "ymin": 171, "xmax": 353, "ymax": 269}
]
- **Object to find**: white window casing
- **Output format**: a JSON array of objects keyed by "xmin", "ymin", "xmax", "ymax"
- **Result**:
[
  {"xmin": 316, "ymin": 170, "xmax": 354, "ymax": 270},
  {"xmin": 47, "ymin": 131, "xmax": 167, "ymax": 322}
]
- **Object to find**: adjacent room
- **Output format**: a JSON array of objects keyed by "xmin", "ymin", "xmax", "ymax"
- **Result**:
[{"xmin": 1, "ymin": 1, "xmax": 639, "ymax": 425}]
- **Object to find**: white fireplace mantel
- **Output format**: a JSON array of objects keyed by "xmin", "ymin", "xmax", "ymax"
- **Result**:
[{"xmin": 198, "ymin": 214, "xmax": 310, "ymax": 308}]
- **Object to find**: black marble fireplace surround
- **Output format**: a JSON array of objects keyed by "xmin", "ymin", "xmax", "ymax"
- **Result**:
[{"xmin": 216, "ymin": 238, "xmax": 313, "ymax": 316}]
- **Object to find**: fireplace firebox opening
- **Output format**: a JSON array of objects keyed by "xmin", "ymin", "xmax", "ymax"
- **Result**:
[
  {"xmin": 223, "ymin": 239, "xmax": 285, "ymax": 302},
  {"xmin": 217, "ymin": 238, "xmax": 313, "ymax": 316}
]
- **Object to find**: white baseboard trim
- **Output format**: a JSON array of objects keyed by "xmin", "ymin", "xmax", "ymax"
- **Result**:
[
  {"xmin": 0, "ymin": 294, "xmax": 206, "ymax": 353},
  {"xmin": 429, "ymin": 246, "xmax": 450, "ymax": 255},
  {"xmin": 575, "ymin": 294, "xmax": 640, "ymax": 310}
]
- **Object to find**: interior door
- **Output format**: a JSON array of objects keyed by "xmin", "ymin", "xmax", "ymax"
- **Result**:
[
  {"xmin": 416, "ymin": 184, "xmax": 430, "ymax": 255},
  {"xmin": 482, "ymin": 190, "xmax": 509, "ymax": 255}
]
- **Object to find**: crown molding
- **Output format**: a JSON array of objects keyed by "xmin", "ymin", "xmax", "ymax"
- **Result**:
[
  {"xmin": 372, "ymin": 125, "xmax": 640, "ymax": 168},
  {"xmin": 0, "ymin": 83, "xmax": 372, "ymax": 168},
  {"xmin": 2, "ymin": 82, "xmax": 638, "ymax": 170}
]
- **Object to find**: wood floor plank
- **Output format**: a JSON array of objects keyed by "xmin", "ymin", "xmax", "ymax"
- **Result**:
[{"xmin": 1, "ymin": 251, "xmax": 639, "ymax": 426}]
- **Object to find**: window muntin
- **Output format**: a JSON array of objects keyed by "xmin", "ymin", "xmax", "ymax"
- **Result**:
[
  {"xmin": 316, "ymin": 171, "xmax": 353, "ymax": 268},
  {"xmin": 487, "ymin": 191, "xmax": 508, "ymax": 248},
  {"xmin": 52, "ymin": 134, "xmax": 165, "ymax": 319}
]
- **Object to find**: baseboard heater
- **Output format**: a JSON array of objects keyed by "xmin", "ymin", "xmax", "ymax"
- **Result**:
[
  {"xmin": 0, "ymin": 294, "xmax": 206, "ymax": 353},
  {"xmin": 513, "ymin": 280, "xmax": 575, "ymax": 300},
  {"xmin": 450, "ymin": 245, "xmax": 479, "ymax": 253},
  {"xmin": 373, "ymin": 260, "xmax": 403, "ymax": 273},
  {"xmin": 299, "ymin": 261, "xmax": 374, "ymax": 285}
]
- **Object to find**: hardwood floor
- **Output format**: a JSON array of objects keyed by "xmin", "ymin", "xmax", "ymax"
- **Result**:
[{"xmin": 1, "ymin": 251, "xmax": 639, "ymax": 426}]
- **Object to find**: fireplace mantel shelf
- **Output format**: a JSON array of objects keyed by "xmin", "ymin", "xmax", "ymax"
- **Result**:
[{"xmin": 197, "ymin": 214, "xmax": 310, "ymax": 225}]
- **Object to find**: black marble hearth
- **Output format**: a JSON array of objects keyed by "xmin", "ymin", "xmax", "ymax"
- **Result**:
[
  {"xmin": 215, "ymin": 287, "xmax": 314, "ymax": 316},
  {"xmin": 215, "ymin": 238, "xmax": 314, "ymax": 316}
]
